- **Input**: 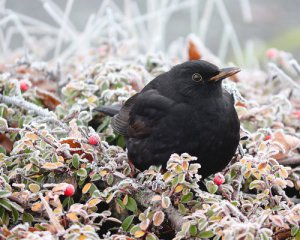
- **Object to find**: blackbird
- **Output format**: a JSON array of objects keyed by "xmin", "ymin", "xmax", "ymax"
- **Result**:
[{"xmin": 95, "ymin": 60, "xmax": 240, "ymax": 179}]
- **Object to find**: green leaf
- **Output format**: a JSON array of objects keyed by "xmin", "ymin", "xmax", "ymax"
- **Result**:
[
  {"xmin": 0, "ymin": 199, "xmax": 12, "ymax": 211},
  {"xmin": 292, "ymin": 226, "xmax": 299, "ymax": 236},
  {"xmin": 72, "ymin": 154, "xmax": 80, "ymax": 169},
  {"xmin": 189, "ymin": 225, "xmax": 197, "ymax": 236},
  {"xmin": 296, "ymin": 230, "xmax": 300, "ymax": 240},
  {"xmin": 146, "ymin": 233, "xmax": 158, "ymax": 240},
  {"xmin": 249, "ymin": 180, "xmax": 265, "ymax": 190},
  {"xmin": 0, "ymin": 190, "xmax": 11, "ymax": 198},
  {"xmin": 63, "ymin": 196, "xmax": 74, "ymax": 209},
  {"xmin": 117, "ymin": 135, "xmax": 125, "ymax": 148},
  {"xmin": 1, "ymin": 211, "xmax": 9, "ymax": 226},
  {"xmin": 198, "ymin": 230, "xmax": 214, "ymax": 238},
  {"xmin": 11, "ymin": 207, "xmax": 19, "ymax": 223},
  {"xmin": 181, "ymin": 192, "xmax": 193, "ymax": 203},
  {"xmin": 91, "ymin": 173, "xmax": 101, "ymax": 181},
  {"xmin": 107, "ymin": 174, "xmax": 114, "ymax": 185},
  {"xmin": 122, "ymin": 215, "xmax": 134, "ymax": 231},
  {"xmin": 7, "ymin": 200, "xmax": 24, "ymax": 213},
  {"xmin": 126, "ymin": 197, "xmax": 137, "ymax": 213},
  {"xmin": 23, "ymin": 212, "xmax": 34, "ymax": 224},
  {"xmin": 0, "ymin": 117, "xmax": 8, "ymax": 128},
  {"xmin": 92, "ymin": 190, "xmax": 101, "ymax": 198},
  {"xmin": 206, "ymin": 181, "xmax": 218, "ymax": 194},
  {"xmin": 129, "ymin": 225, "xmax": 141, "ymax": 235},
  {"xmin": 0, "ymin": 146, "xmax": 6, "ymax": 154},
  {"xmin": 77, "ymin": 168, "xmax": 87, "ymax": 177},
  {"xmin": 116, "ymin": 199, "xmax": 126, "ymax": 209},
  {"xmin": 178, "ymin": 203, "xmax": 187, "ymax": 214}
]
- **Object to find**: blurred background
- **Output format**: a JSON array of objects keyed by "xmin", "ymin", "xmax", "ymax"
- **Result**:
[{"xmin": 1, "ymin": 0, "xmax": 300, "ymax": 67}]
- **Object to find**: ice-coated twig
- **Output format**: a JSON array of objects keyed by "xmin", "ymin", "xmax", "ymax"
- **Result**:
[
  {"xmin": 269, "ymin": 63, "xmax": 300, "ymax": 90},
  {"xmin": 54, "ymin": 0, "xmax": 74, "ymax": 58},
  {"xmin": 239, "ymin": 0, "xmax": 253, "ymax": 22},
  {"xmin": 0, "ymin": 93, "xmax": 56, "ymax": 118},
  {"xmin": 39, "ymin": 193, "xmax": 65, "ymax": 236},
  {"xmin": 42, "ymin": 0, "xmax": 77, "ymax": 39},
  {"xmin": 289, "ymin": 59, "xmax": 300, "ymax": 76}
]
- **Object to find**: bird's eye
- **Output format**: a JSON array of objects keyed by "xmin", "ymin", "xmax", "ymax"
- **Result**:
[{"xmin": 192, "ymin": 73, "xmax": 203, "ymax": 82}]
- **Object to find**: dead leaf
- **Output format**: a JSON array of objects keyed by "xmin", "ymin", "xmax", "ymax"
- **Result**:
[
  {"xmin": 59, "ymin": 138, "xmax": 93, "ymax": 162},
  {"xmin": 272, "ymin": 131, "xmax": 300, "ymax": 160},
  {"xmin": 67, "ymin": 212, "xmax": 79, "ymax": 222},
  {"xmin": 36, "ymin": 89, "xmax": 61, "ymax": 111},
  {"xmin": 87, "ymin": 198, "xmax": 101, "ymax": 208},
  {"xmin": 153, "ymin": 211, "xmax": 165, "ymax": 226},
  {"xmin": 188, "ymin": 39, "xmax": 201, "ymax": 60},
  {"xmin": 0, "ymin": 134, "xmax": 13, "ymax": 153},
  {"xmin": 82, "ymin": 183, "xmax": 91, "ymax": 194},
  {"xmin": 41, "ymin": 162, "xmax": 64, "ymax": 170}
]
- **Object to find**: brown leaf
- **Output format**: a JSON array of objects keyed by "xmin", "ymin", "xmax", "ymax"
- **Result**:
[
  {"xmin": 0, "ymin": 134, "xmax": 13, "ymax": 153},
  {"xmin": 60, "ymin": 138, "xmax": 93, "ymax": 162},
  {"xmin": 188, "ymin": 40, "xmax": 201, "ymax": 60},
  {"xmin": 82, "ymin": 183, "xmax": 92, "ymax": 194},
  {"xmin": 272, "ymin": 131, "xmax": 300, "ymax": 160},
  {"xmin": 67, "ymin": 212, "xmax": 79, "ymax": 222},
  {"xmin": 36, "ymin": 89, "xmax": 61, "ymax": 111},
  {"xmin": 134, "ymin": 230, "xmax": 146, "ymax": 238},
  {"xmin": 153, "ymin": 211, "xmax": 165, "ymax": 226}
]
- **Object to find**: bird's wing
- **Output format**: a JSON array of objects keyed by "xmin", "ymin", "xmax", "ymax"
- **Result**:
[
  {"xmin": 112, "ymin": 89, "xmax": 174, "ymax": 138},
  {"xmin": 111, "ymin": 93, "xmax": 139, "ymax": 136}
]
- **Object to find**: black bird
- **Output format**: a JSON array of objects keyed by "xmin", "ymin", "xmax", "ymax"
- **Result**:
[{"xmin": 95, "ymin": 60, "xmax": 240, "ymax": 179}]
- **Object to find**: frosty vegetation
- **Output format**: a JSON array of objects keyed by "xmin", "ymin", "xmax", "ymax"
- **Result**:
[{"xmin": 0, "ymin": 37, "xmax": 300, "ymax": 240}]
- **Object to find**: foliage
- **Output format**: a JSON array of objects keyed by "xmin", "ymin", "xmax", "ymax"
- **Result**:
[{"xmin": 0, "ymin": 38, "xmax": 300, "ymax": 240}]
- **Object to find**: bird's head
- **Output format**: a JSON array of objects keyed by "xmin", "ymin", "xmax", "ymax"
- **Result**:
[{"xmin": 171, "ymin": 60, "xmax": 240, "ymax": 97}]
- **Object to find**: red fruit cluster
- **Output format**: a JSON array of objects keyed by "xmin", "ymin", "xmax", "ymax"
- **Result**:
[{"xmin": 214, "ymin": 174, "xmax": 225, "ymax": 186}]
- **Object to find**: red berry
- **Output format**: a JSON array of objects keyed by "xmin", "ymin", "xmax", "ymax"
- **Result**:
[
  {"xmin": 264, "ymin": 135, "xmax": 271, "ymax": 141},
  {"xmin": 214, "ymin": 174, "xmax": 225, "ymax": 186},
  {"xmin": 266, "ymin": 48, "xmax": 278, "ymax": 60},
  {"xmin": 64, "ymin": 184, "xmax": 75, "ymax": 197},
  {"xmin": 88, "ymin": 134, "xmax": 100, "ymax": 145},
  {"xmin": 292, "ymin": 110, "xmax": 300, "ymax": 119},
  {"xmin": 20, "ymin": 80, "xmax": 30, "ymax": 92}
]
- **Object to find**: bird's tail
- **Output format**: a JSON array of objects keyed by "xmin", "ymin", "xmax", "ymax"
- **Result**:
[{"xmin": 93, "ymin": 104, "xmax": 122, "ymax": 116}]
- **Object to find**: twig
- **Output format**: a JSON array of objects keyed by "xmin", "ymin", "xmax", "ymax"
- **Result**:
[
  {"xmin": 111, "ymin": 175, "xmax": 186, "ymax": 232},
  {"xmin": 4, "ymin": 153, "xmax": 32, "ymax": 161},
  {"xmin": 39, "ymin": 193, "xmax": 65, "ymax": 236},
  {"xmin": 25, "ymin": 126, "xmax": 59, "ymax": 149},
  {"xmin": 0, "ymin": 126, "xmax": 67, "ymax": 135},
  {"xmin": 223, "ymin": 201, "xmax": 247, "ymax": 222},
  {"xmin": 0, "ymin": 127, "xmax": 21, "ymax": 133},
  {"xmin": 269, "ymin": 63, "xmax": 300, "ymax": 90},
  {"xmin": 279, "ymin": 157, "xmax": 300, "ymax": 166},
  {"xmin": 0, "ymin": 93, "xmax": 55, "ymax": 118},
  {"xmin": 232, "ymin": 172, "xmax": 244, "ymax": 200}
]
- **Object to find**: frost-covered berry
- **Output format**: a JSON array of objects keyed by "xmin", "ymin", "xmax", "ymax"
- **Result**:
[
  {"xmin": 88, "ymin": 134, "xmax": 100, "ymax": 145},
  {"xmin": 20, "ymin": 79, "xmax": 30, "ymax": 92},
  {"xmin": 266, "ymin": 48, "xmax": 278, "ymax": 60},
  {"xmin": 214, "ymin": 174, "xmax": 225, "ymax": 186},
  {"xmin": 64, "ymin": 184, "xmax": 75, "ymax": 197},
  {"xmin": 264, "ymin": 135, "xmax": 271, "ymax": 141}
]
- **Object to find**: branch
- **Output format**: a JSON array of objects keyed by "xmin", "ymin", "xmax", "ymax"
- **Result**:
[
  {"xmin": 0, "ymin": 93, "xmax": 55, "ymax": 118},
  {"xmin": 39, "ymin": 193, "xmax": 65, "ymax": 236},
  {"xmin": 133, "ymin": 188, "xmax": 186, "ymax": 232},
  {"xmin": 279, "ymin": 157, "xmax": 300, "ymax": 166}
]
